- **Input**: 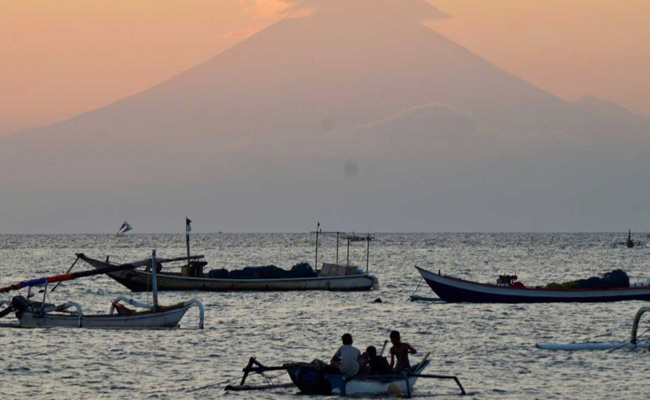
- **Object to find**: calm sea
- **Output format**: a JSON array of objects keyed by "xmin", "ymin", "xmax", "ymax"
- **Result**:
[{"xmin": 0, "ymin": 233, "xmax": 649, "ymax": 399}]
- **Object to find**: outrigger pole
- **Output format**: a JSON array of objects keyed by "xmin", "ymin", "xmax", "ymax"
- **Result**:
[
  {"xmin": 0, "ymin": 262, "xmax": 138, "ymax": 293},
  {"xmin": 225, "ymin": 357, "xmax": 293, "ymax": 392}
]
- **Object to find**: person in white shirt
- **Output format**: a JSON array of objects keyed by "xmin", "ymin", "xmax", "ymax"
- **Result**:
[{"xmin": 331, "ymin": 333, "xmax": 361, "ymax": 376}]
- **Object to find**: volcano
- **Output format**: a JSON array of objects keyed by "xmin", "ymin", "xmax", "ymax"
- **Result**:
[{"xmin": 1, "ymin": 0, "xmax": 648, "ymax": 233}]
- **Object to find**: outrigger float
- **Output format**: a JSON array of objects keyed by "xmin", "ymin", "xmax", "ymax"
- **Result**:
[
  {"xmin": 79, "ymin": 227, "xmax": 378, "ymax": 292},
  {"xmin": 536, "ymin": 307, "xmax": 650, "ymax": 351},
  {"xmin": 225, "ymin": 355, "xmax": 466, "ymax": 397},
  {"xmin": 0, "ymin": 250, "xmax": 204, "ymax": 329}
]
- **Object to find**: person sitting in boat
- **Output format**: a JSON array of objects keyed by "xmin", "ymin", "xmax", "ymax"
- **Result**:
[
  {"xmin": 145, "ymin": 261, "xmax": 163, "ymax": 273},
  {"xmin": 362, "ymin": 345, "xmax": 392, "ymax": 375},
  {"xmin": 389, "ymin": 330, "xmax": 417, "ymax": 373},
  {"xmin": 331, "ymin": 333, "xmax": 361, "ymax": 376}
]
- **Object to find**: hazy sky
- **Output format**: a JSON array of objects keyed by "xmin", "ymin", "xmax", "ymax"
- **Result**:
[{"xmin": 1, "ymin": 0, "xmax": 649, "ymax": 137}]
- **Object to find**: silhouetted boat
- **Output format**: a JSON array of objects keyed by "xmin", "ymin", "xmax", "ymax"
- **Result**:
[
  {"xmin": 626, "ymin": 229, "xmax": 635, "ymax": 248},
  {"xmin": 79, "ymin": 253, "xmax": 377, "ymax": 291},
  {"xmin": 416, "ymin": 266, "xmax": 650, "ymax": 303},
  {"xmin": 78, "ymin": 228, "xmax": 379, "ymax": 292}
]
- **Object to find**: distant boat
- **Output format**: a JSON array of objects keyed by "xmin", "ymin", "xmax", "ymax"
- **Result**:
[
  {"xmin": 117, "ymin": 221, "xmax": 133, "ymax": 235},
  {"xmin": 0, "ymin": 251, "xmax": 204, "ymax": 329},
  {"xmin": 78, "ymin": 226, "xmax": 379, "ymax": 292},
  {"xmin": 626, "ymin": 229, "xmax": 635, "ymax": 248},
  {"xmin": 415, "ymin": 266, "xmax": 650, "ymax": 303}
]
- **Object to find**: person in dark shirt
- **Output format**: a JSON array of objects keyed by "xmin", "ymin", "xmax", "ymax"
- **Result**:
[
  {"xmin": 364, "ymin": 346, "xmax": 392, "ymax": 375},
  {"xmin": 389, "ymin": 330, "xmax": 417, "ymax": 373}
]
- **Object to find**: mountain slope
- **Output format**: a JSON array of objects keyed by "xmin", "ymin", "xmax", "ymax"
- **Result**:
[{"xmin": 1, "ymin": 0, "xmax": 648, "ymax": 232}]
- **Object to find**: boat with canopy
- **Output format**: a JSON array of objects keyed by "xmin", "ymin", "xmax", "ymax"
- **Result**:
[
  {"xmin": 78, "ymin": 225, "xmax": 378, "ymax": 292},
  {"xmin": 0, "ymin": 250, "xmax": 204, "ymax": 329}
]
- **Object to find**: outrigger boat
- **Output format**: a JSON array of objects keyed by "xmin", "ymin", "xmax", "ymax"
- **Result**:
[
  {"xmin": 225, "ymin": 355, "xmax": 466, "ymax": 398},
  {"xmin": 536, "ymin": 307, "xmax": 650, "ymax": 351},
  {"xmin": 0, "ymin": 250, "xmax": 204, "ymax": 329},
  {"xmin": 415, "ymin": 266, "xmax": 650, "ymax": 303},
  {"xmin": 78, "ymin": 227, "xmax": 378, "ymax": 292}
]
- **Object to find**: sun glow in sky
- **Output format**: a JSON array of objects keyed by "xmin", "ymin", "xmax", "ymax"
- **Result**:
[{"xmin": 1, "ymin": 0, "xmax": 648, "ymax": 136}]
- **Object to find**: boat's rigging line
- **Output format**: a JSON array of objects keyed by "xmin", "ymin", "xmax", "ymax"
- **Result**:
[
  {"xmin": 50, "ymin": 256, "xmax": 79, "ymax": 293},
  {"xmin": 408, "ymin": 276, "xmax": 424, "ymax": 301},
  {"xmin": 607, "ymin": 325, "xmax": 650, "ymax": 353}
]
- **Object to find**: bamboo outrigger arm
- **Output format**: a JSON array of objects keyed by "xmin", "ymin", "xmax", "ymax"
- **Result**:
[
  {"xmin": 630, "ymin": 307, "xmax": 650, "ymax": 344},
  {"xmin": 224, "ymin": 357, "xmax": 290, "ymax": 392},
  {"xmin": 407, "ymin": 373, "xmax": 466, "ymax": 395}
]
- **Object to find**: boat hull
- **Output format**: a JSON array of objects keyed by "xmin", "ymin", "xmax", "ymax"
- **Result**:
[
  {"xmin": 416, "ymin": 266, "xmax": 650, "ymax": 303},
  {"xmin": 18, "ymin": 305, "xmax": 190, "ymax": 329},
  {"xmin": 286, "ymin": 361, "xmax": 429, "ymax": 397},
  {"xmin": 81, "ymin": 256, "xmax": 377, "ymax": 292},
  {"xmin": 326, "ymin": 373, "xmax": 422, "ymax": 397}
]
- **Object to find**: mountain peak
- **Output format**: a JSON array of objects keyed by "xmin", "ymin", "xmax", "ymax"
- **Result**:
[{"xmin": 302, "ymin": 0, "xmax": 448, "ymax": 22}]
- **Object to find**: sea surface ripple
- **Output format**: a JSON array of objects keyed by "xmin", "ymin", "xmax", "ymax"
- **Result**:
[{"xmin": 0, "ymin": 233, "xmax": 649, "ymax": 399}]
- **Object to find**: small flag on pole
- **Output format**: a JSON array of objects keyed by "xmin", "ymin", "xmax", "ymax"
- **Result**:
[
  {"xmin": 117, "ymin": 221, "xmax": 133, "ymax": 235},
  {"xmin": 317, "ymin": 222, "xmax": 321, "ymax": 232},
  {"xmin": 186, "ymin": 217, "xmax": 192, "ymax": 232}
]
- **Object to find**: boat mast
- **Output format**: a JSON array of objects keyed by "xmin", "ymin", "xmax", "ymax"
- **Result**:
[
  {"xmin": 151, "ymin": 249, "xmax": 159, "ymax": 311},
  {"xmin": 366, "ymin": 234, "xmax": 370, "ymax": 274},
  {"xmin": 186, "ymin": 217, "xmax": 192, "ymax": 266},
  {"xmin": 314, "ymin": 222, "xmax": 320, "ymax": 270},
  {"xmin": 336, "ymin": 232, "xmax": 339, "ymax": 265},
  {"xmin": 346, "ymin": 237, "xmax": 350, "ymax": 267}
]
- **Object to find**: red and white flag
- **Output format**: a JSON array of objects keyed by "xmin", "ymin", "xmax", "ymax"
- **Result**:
[{"xmin": 186, "ymin": 217, "xmax": 192, "ymax": 232}]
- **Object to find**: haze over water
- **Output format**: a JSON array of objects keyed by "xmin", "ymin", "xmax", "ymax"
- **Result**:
[{"xmin": 1, "ymin": 233, "xmax": 649, "ymax": 399}]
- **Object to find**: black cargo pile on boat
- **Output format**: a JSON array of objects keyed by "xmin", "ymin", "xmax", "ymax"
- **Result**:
[
  {"xmin": 207, "ymin": 262, "xmax": 317, "ymax": 279},
  {"xmin": 546, "ymin": 269, "xmax": 629, "ymax": 289}
]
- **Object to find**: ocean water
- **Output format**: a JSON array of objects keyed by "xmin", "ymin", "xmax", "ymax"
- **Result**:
[{"xmin": 0, "ymin": 233, "xmax": 649, "ymax": 399}]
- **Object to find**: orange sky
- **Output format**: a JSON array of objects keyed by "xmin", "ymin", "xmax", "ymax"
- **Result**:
[{"xmin": 1, "ymin": 0, "xmax": 648, "ymax": 136}]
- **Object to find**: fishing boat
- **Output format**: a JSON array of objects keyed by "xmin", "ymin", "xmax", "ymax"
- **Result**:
[
  {"xmin": 415, "ymin": 266, "xmax": 650, "ymax": 303},
  {"xmin": 226, "ymin": 355, "xmax": 466, "ymax": 398},
  {"xmin": 286, "ymin": 360, "xmax": 434, "ymax": 397},
  {"xmin": 0, "ymin": 250, "xmax": 204, "ymax": 329},
  {"xmin": 536, "ymin": 307, "xmax": 650, "ymax": 351},
  {"xmin": 78, "ymin": 228, "xmax": 378, "ymax": 292}
]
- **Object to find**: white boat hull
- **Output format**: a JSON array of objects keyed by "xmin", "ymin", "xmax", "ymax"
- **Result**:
[
  {"xmin": 536, "ymin": 341, "xmax": 650, "ymax": 351},
  {"xmin": 18, "ymin": 305, "xmax": 190, "ymax": 329},
  {"xmin": 333, "ymin": 375, "xmax": 421, "ymax": 396}
]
